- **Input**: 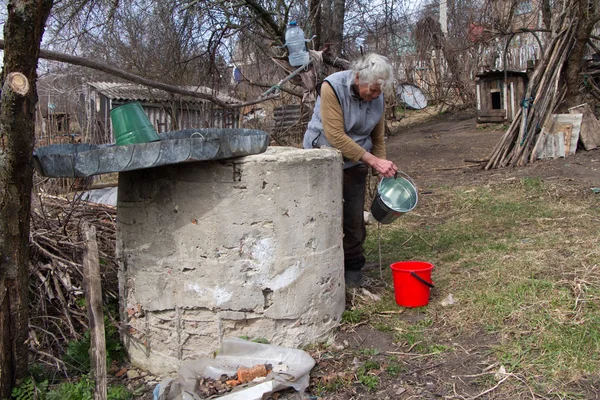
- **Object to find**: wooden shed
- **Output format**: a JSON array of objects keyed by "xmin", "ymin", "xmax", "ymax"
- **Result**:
[
  {"xmin": 475, "ymin": 70, "xmax": 528, "ymax": 123},
  {"xmin": 83, "ymin": 82, "xmax": 241, "ymax": 145}
]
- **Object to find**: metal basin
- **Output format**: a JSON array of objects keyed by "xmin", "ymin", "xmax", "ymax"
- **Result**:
[{"xmin": 33, "ymin": 128, "xmax": 269, "ymax": 178}]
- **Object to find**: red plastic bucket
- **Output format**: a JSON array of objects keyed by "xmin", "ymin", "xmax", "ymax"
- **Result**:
[{"xmin": 390, "ymin": 261, "xmax": 434, "ymax": 307}]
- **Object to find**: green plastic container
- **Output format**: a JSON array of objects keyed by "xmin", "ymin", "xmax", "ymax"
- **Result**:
[{"xmin": 110, "ymin": 102, "xmax": 160, "ymax": 146}]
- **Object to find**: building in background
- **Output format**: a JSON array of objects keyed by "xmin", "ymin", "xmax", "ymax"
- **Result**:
[
  {"xmin": 83, "ymin": 82, "xmax": 241, "ymax": 145},
  {"xmin": 475, "ymin": 69, "xmax": 528, "ymax": 123}
]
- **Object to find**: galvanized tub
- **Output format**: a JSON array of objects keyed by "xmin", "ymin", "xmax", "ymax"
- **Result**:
[{"xmin": 33, "ymin": 128, "xmax": 269, "ymax": 178}]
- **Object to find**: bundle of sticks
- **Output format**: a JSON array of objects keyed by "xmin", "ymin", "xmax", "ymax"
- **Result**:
[
  {"xmin": 485, "ymin": 3, "xmax": 584, "ymax": 169},
  {"xmin": 29, "ymin": 193, "xmax": 118, "ymax": 371}
]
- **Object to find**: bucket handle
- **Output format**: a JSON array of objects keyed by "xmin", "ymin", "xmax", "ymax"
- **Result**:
[
  {"xmin": 383, "ymin": 170, "xmax": 418, "ymax": 205},
  {"xmin": 394, "ymin": 170, "xmax": 417, "ymax": 188},
  {"xmin": 410, "ymin": 271, "xmax": 434, "ymax": 288}
]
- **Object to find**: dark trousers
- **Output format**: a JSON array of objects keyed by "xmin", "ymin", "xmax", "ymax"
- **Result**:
[{"xmin": 343, "ymin": 164, "xmax": 368, "ymax": 271}]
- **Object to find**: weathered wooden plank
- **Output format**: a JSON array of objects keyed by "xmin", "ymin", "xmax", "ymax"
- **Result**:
[
  {"xmin": 477, "ymin": 117, "xmax": 505, "ymax": 123},
  {"xmin": 477, "ymin": 109, "xmax": 506, "ymax": 117},
  {"xmin": 274, "ymin": 104, "xmax": 302, "ymax": 110},
  {"xmin": 274, "ymin": 113, "xmax": 304, "ymax": 120},
  {"xmin": 274, "ymin": 105, "xmax": 302, "ymax": 115},
  {"xmin": 569, "ymin": 104, "xmax": 600, "ymax": 150},
  {"xmin": 274, "ymin": 114, "xmax": 304, "ymax": 121},
  {"xmin": 562, "ymin": 124, "xmax": 573, "ymax": 155},
  {"xmin": 83, "ymin": 223, "xmax": 107, "ymax": 400}
]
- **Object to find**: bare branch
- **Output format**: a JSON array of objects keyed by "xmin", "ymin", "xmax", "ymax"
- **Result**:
[{"xmin": 0, "ymin": 40, "xmax": 282, "ymax": 110}]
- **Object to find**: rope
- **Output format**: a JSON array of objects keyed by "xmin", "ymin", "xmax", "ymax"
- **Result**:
[{"xmin": 519, "ymin": 97, "xmax": 534, "ymax": 146}]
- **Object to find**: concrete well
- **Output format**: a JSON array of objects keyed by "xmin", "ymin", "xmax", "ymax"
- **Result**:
[{"xmin": 117, "ymin": 146, "xmax": 345, "ymax": 374}]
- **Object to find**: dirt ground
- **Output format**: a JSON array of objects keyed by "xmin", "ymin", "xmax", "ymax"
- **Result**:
[
  {"xmin": 132, "ymin": 112, "xmax": 600, "ymax": 399},
  {"xmin": 302, "ymin": 113, "xmax": 600, "ymax": 400},
  {"xmin": 387, "ymin": 111, "xmax": 600, "ymax": 190}
]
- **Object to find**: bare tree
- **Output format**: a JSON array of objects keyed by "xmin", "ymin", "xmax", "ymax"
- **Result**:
[
  {"xmin": 320, "ymin": 0, "xmax": 345, "ymax": 55},
  {"xmin": 564, "ymin": 0, "xmax": 600, "ymax": 107},
  {"xmin": 0, "ymin": 1, "xmax": 54, "ymax": 397}
]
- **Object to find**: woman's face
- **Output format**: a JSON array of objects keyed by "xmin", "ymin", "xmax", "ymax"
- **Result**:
[{"xmin": 354, "ymin": 74, "xmax": 383, "ymax": 101}]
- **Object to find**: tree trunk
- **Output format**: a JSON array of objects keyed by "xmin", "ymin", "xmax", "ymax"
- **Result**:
[
  {"xmin": 564, "ymin": 2, "xmax": 599, "ymax": 108},
  {"xmin": 541, "ymin": 0, "xmax": 552, "ymax": 30},
  {"xmin": 320, "ymin": 0, "xmax": 345, "ymax": 56},
  {"xmin": 309, "ymin": 0, "xmax": 322, "ymax": 50},
  {"xmin": 331, "ymin": 0, "xmax": 345, "ymax": 56},
  {"xmin": 0, "ymin": 1, "xmax": 53, "ymax": 398}
]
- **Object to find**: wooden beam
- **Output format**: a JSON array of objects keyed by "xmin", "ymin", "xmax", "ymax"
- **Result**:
[{"xmin": 83, "ymin": 223, "xmax": 107, "ymax": 400}]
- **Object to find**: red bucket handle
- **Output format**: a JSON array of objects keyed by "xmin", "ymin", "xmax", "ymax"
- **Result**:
[{"xmin": 410, "ymin": 271, "xmax": 434, "ymax": 288}]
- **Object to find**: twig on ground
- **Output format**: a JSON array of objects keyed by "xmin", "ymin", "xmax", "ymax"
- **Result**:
[
  {"xmin": 512, "ymin": 374, "xmax": 540, "ymax": 400},
  {"xmin": 466, "ymin": 374, "xmax": 511, "ymax": 400},
  {"xmin": 402, "ymin": 362, "xmax": 445, "ymax": 375},
  {"xmin": 386, "ymin": 350, "xmax": 443, "ymax": 358},
  {"xmin": 417, "ymin": 235, "xmax": 434, "ymax": 247},
  {"xmin": 407, "ymin": 341, "xmax": 423, "ymax": 352}
]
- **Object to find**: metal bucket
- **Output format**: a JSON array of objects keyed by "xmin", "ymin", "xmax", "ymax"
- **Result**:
[{"xmin": 370, "ymin": 172, "xmax": 418, "ymax": 224}]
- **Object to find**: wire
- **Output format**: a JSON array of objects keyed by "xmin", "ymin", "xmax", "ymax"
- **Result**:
[{"xmin": 378, "ymin": 222, "xmax": 383, "ymax": 280}]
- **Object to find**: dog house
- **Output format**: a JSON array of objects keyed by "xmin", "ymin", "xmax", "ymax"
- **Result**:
[{"xmin": 475, "ymin": 70, "xmax": 528, "ymax": 123}]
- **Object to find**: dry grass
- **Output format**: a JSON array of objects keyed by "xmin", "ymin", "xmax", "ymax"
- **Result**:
[{"xmin": 344, "ymin": 176, "xmax": 600, "ymax": 398}]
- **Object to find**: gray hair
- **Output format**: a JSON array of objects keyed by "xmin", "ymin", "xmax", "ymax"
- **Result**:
[{"xmin": 350, "ymin": 53, "xmax": 394, "ymax": 87}]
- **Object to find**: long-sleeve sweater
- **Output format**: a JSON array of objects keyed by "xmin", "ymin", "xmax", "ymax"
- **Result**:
[
  {"xmin": 303, "ymin": 70, "xmax": 386, "ymax": 169},
  {"xmin": 320, "ymin": 82, "xmax": 386, "ymax": 162}
]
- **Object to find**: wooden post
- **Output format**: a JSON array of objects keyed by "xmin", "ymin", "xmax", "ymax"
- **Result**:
[
  {"xmin": 83, "ymin": 222, "xmax": 107, "ymax": 400},
  {"xmin": 510, "ymin": 82, "xmax": 515, "ymax": 121}
]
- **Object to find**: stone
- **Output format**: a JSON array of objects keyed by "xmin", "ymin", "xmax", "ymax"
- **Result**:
[{"xmin": 126, "ymin": 370, "xmax": 140, "ymax": 379}]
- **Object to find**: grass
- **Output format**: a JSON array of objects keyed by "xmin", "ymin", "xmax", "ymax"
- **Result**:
[
  {"xmin": 385, "ymin": 360, "xmax": 404, "ymax": 377},
  {"xmin": 358, "ymin": 177, "xmax": 600, "ymax": 396}
]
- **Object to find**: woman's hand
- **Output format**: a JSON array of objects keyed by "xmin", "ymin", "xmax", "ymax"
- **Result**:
[{"xmin": 361, "ymin": 152, "xmax": 398, "ymax": 178}]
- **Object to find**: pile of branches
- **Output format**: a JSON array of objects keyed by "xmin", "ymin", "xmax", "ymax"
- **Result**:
[
  {"xmin": 485, "ymin": 17, "xmax": 576, "ymax": 169},
  {"xmin": 485, "ymin": 1, "xmax": 600, "ymax": 169},
  {"xmin": 29, "ymin": 193, "xmax": 118, "ymax": 372}
]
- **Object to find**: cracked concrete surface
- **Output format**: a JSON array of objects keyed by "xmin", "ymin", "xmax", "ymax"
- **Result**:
[{"xmin": 117, "ymin": 147, "xmax": 346, "ymax": 374}]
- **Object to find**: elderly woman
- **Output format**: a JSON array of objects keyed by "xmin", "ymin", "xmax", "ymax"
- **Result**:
[{"xmin": 303, "ymin": 53, "xmax": 398, "ymax": 288}]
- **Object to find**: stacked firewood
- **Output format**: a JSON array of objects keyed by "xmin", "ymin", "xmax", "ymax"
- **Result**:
[
  {"xmin": 29, "ymin": 193, "xmax": 118, "ymax": 370},
  {"xmin": 484, "ymin": 0, "xmax": 600, "ymax": 169},
  {"xmin": 485, "ymin": 17, "xmax": 577, "ymax": 169}
]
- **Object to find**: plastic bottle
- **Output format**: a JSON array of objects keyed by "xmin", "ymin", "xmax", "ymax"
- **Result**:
[{"xmin": 285, "ymin": 21, "xmax": 310, "ymax": 67}]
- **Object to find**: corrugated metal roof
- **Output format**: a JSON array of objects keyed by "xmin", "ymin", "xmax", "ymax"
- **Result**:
[{"xmin": 88, "ymin": 82, "xmax": 240, "ymax": 104}]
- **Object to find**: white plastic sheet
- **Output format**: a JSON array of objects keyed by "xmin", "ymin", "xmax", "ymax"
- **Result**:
[{"xmin": 154, "ymin": 337, "xmax": 315, "ymax": 400}]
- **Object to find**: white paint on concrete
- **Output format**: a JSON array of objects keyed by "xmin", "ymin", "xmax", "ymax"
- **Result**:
[
  {"xmin": 213, "ymin": 287, "xmax": 233, "ymax": 305},
  {"xmin": 187, "ymin": 283, "xmax": 204, "ymax": 295},
  {"xmin": 262, "ymin": 261, "xmax": 301, "ymax": 291},
  {"xmin": 252, "ymin": 237, "xmax": 274, "ymax": 265},
  {"xmin": 186, "ymin": 284, "xmax": 232, "ymax": 305}
]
